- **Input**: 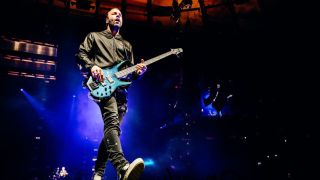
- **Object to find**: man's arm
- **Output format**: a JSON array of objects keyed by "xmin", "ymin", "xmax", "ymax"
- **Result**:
[
  {"xmin": 76, "ymin": 33, "xmax": 105, "ymax": 82},
  {"xmin": 127, "ymin": 44, "xmax": 147, "ymax": 79},
  {"xmin": 76, "ymin": 33, "xmax": 95, "ymax": 72}
]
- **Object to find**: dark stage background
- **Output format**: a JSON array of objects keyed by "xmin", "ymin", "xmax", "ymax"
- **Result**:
[{"xmin": 0, "ymin": 0, "xmax": 316, "ymax": 179}]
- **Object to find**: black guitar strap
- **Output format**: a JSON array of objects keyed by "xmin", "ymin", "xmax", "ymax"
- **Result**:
[
  {"xmin": 123, "ymin": 41, "xmax": 129, "ymax": 62},
  {"xmin": 122, "ymin": 40, "xmax": 134, "ymax": 67}
]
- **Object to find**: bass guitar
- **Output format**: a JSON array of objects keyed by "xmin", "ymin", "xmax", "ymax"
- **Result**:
[{"xmin": 86, "ymin": 48, "xmax": 183, "ymax": 99}]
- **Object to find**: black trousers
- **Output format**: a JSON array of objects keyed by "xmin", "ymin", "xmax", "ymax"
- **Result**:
[{"xmin": 94, "ymin": 95, "xmax": 129, "ymax": 176}]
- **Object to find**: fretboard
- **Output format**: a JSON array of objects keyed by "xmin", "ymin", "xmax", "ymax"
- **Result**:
[{"xmin": 115, "ymin": 51, "xmax": 173, "ymax": 78}]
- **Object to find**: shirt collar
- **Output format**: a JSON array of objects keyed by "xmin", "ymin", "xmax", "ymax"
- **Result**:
[{"xmin": 102, "ymin": 30, "xmax": 123, "ymax": 40}]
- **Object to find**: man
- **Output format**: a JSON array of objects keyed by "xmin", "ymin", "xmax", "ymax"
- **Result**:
[
  {"xmin": 76, "ymin": 8, "xmax": 147, "ymax": 180},
  {"xmin": 203, "ymin": 80, "xmax": 233, "ymax": 118}
]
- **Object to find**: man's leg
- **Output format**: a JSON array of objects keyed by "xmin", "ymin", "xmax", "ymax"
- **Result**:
[
  {"xmin": 94, "ymin": 96, "xmax": 144, "ymax": 180},
  {"xmin": 93, "ymin": 139, "xmax": 108, "ymax": 178},
  {"xmin": 93, "ymin": 99, "xmax": 128, "ymax": 179},
  {"xmin": 100, "ymin": 97, "xmax": 129, "ymax": 172},
  {"xmin": 115, "ymin": 101, "xmax": 145, "ymax": 180}
]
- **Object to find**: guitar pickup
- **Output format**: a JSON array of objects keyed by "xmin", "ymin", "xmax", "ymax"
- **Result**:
[
  {"xmin": 88, "ymin": 82, "xmax": 99, "ymax": 90},
  {"xmin": 106, "ymin": 75, "xmax": 114, "ymax": 84}
]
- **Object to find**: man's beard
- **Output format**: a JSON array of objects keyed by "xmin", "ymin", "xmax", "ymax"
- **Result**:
[{"xmin": 112, "ymin": 19, "xmax": 122, "ymax": 28}]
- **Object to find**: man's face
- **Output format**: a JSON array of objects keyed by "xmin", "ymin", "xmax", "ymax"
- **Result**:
[{"xmin": 107, "ymin": 8, "xmax": 123, "ymax": 28}]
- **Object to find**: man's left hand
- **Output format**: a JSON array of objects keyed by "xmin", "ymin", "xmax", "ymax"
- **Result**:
[{"xmin": 136, "ymin": 59, "xmax": 147, "ymax": 75}]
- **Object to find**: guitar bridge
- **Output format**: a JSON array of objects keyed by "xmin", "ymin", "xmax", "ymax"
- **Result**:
[{"xmin": 88, "ymin": 82, "xmax": 99, "ymax": 90}]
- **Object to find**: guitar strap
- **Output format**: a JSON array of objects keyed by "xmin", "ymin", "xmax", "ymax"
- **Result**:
[
  {"xmin": 122, "ymin": 40, "xmax": 134, "ymax": 67},
  {"xmin": 123, "ymin": 40, "xmax": 129, "ymax": 63}
]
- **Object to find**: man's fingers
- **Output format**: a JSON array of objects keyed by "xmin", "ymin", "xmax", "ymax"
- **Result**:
[
  {"xmin": 142, "ymin": 65, "xmax": 147, "ymax": 70},
  {"xmin": 100, "ymin": 73, "xmax": 104, "ymax": 82},
  {"xmin": 91, "ymin": 66, "xmax": 104, "ymax": 81},
  {"xmin": 97, "ymin": 69, "xmax": 104, "ymax": 82},
  {"xmin": 137, "ymin": 63, "xmax": 147, "ymax": 69},
  {"xmin": 92, "ymin": 72, "xmax": 97, "ymax": 78},
  {"xmin": 140, "ymin": 59, "xmax": 147, "ymax": 71},
  {"xmin": 92, "ymin": 69, "xmax": 98, "ymax": 76}
]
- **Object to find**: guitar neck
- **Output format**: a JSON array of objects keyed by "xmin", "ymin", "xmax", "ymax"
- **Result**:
[{"xmin": 115, "ymin": 51, "xmax": 173, "ymax": 78}]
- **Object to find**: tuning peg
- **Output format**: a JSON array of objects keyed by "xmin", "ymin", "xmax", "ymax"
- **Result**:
[{"xmin": 176, "ymin": 51, "xmax": 183, "ymax": 59}]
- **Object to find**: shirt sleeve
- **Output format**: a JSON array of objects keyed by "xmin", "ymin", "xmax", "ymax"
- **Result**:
[{"xmin": 76, "ymin": 33, "xmax": 95, "ymax": 72}]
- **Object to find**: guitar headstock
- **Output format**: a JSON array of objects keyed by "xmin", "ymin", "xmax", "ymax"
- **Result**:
[{"xmin": 171, "ymin": 48, "xmax": 183, "ymax": 57}]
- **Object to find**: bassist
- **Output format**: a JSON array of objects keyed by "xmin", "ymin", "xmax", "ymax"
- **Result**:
[{"xmin": 76, "ymin": 8, "xmax": 147, "ymax": 180}]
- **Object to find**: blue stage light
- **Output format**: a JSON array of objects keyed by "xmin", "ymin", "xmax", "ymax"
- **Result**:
[{"xmin": 144, "ymin": 158, "xmax": 155, "ymax": 166}]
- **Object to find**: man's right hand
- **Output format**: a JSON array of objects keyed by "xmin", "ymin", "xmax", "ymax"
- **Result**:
[{"xmin": 91, "ymin": 65, "xmax": 104, "ymax": 82}]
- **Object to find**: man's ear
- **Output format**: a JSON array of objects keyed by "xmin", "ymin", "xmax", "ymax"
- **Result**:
[{"xmin": 106, "ymin": 18, "xmax": 109, "ymax": 24}]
